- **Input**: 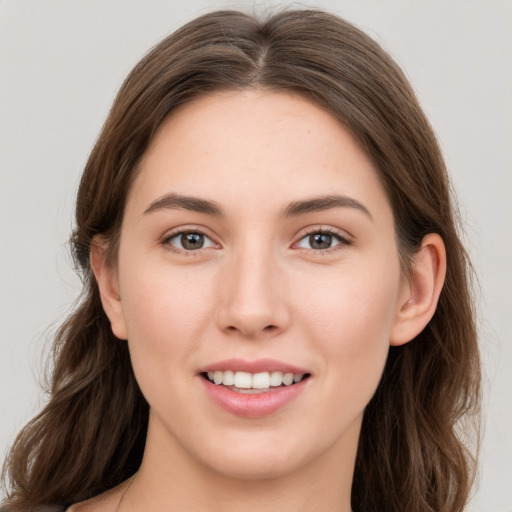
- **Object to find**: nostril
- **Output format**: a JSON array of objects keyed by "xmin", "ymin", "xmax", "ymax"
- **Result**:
[{"xmin": 222, "ymin": 323, "xmax": 281, "ymax": 336}]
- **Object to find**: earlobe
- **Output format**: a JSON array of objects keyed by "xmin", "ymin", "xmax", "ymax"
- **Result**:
[
  {"xmin": 90, "ymin": 237, "xmax": 128, "ymax": 340},
  {"xmin": 390, "ymin": 233, "xmax": 447, "ymax": 346}
]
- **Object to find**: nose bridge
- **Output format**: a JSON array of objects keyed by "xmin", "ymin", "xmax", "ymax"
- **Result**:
[{"xmin": 217, "ymin": 236, "xmax": 289, "ymax": 337}]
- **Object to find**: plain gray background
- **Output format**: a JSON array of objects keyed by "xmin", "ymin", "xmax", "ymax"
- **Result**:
[{"xmin": 1, "ymin": 1, "xmax": 511, "ymax": 510}]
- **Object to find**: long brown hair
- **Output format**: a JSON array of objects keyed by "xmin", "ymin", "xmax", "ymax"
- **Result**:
[{"xmin": 2, "ymin": 9, "xmax": 480, "ymax": 512}]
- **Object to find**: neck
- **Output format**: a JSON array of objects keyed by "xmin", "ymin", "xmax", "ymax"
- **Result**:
[{"xmin": 122, "ymin": 412, "xmax": 359, "ymax": 512}]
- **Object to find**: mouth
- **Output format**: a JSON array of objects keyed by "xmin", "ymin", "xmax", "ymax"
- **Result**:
[
  {"xmin": 200, "ymin": 370, "xmax": 311, "ymax": 418},
  {"xmin": 201, "ymin": 370, "xmax": 311, "ymax": 394},
  {"xmin": 198, "ymin": 358, "xmax": 312, "ymax": 417}
]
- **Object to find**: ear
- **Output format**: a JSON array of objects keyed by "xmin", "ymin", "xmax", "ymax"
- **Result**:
[
  {"xmin": 90, "ymin": 237, "xmax": 128, "ymax": 340},
  {"xmin": 390, "ymin": 233, "xmax": 447, "ymax": 346}
]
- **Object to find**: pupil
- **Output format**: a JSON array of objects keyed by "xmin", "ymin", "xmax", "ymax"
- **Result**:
[
  {"xmin": 182, "ymin": 233, "xmax": 204, "ymax": 250},
  {"xmin": 310, "ymin": 233, "xmax": 332, "ymax": 250}
]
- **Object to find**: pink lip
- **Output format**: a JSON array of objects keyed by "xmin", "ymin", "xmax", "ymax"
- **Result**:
[
  {"xmin": 198, "ymin": 358, "xmax": 309, "ymax": 375},
  {"xmin": 198, "ymin": 359, "xmax": 311, "ymax": 419},
  {"xmin": 200, "ymin": 376, "xmax": 310, "ymax": 419}
]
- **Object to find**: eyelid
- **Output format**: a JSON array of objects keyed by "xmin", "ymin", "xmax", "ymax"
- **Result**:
[
  {"xmin": 159, "ymin": 224, "xmax": 352, "ymax": 255},
  {"xmin": 161, "ymin": 225, "xmax": 221, "ymax": 253},
  {"xmin": 292, "ymin": 226, "xmax": 352, "ymax": 252}
]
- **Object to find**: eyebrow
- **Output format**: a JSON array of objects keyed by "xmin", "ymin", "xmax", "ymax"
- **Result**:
[
  {"xmin": 283, "ymin": 195, "xmax": 372, "ymax": 219},
  {"xmin": 144, "ymin": 193, "xmax": 224, "ymax": 216},
  {"xmin": 143, "ymin": 193, "xmax": 371, "ymax": 219}
]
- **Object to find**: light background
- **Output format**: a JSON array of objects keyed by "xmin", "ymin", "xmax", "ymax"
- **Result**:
[{"xmin": 1, "ymin": 1, "xmax": 510, "ymax": 510}]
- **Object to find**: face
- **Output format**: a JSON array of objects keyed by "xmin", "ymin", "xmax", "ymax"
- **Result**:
[{"xmin": 101, "ymin": 90, "xmax": 412, "ymax": 481}]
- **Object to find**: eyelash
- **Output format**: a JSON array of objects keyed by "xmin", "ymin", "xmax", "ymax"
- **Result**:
[
  {"xmin": 294, "ymin": 228, "xmax": 351, "ymax": 253},
  {"xmin": 161, "ymin": 227, "xmax": 351, "ymax": 255},
  {"xmin": 162, "ymin": 228, "xmax": 218, "ymax": 256}
]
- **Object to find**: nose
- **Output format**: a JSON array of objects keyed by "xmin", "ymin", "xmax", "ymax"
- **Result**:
[{"xmin": 216, "ymin": 245, "xmax": 291, "ymax": 339}]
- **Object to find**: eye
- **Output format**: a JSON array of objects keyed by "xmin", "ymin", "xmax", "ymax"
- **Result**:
[
  {"xmin": 295, "ymin": 230, "xmax": 349, "ymax": 251},
  {"xmin": 165, "ymin": 231, "xmax": 217, "ymax": 251}
]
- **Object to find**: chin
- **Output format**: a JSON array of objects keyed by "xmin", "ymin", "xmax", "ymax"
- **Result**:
[
  {"xmin": 202, "ymin": 450, "xmax": 304, "ymax": 481},
  {"xmin": 190, "ymin": 428, "xmax": 329, "ymax": 482}
]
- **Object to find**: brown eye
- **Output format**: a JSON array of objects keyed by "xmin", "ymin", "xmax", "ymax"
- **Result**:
[
  {"xmin": 181, "ymin": 233, "xmax": 204, "ymax": 250},
  {"xmin": 167, "ymin": 231, "xmax": 216, "ymax": 251},
  {"xmin": 296, "ymin": 230, "xmax": 349, "ymax": 251},
  {"xmin": 309, "ymin": 233, "xmax": 333, "ymax": 250}
]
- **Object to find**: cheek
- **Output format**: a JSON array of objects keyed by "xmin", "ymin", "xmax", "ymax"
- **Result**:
[
  {"xmin": 295, "ymin": 259, "xmax": 401, "ymax": 398},
  {"xmin": 300, "ymin": 264, "xmax": 399, "ymax": 342},
  {"xmin": 117, "ymin": 256, "xmax": 215, "ymax": 382}
]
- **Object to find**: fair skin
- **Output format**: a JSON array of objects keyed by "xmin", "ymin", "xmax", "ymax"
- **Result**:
[{"xmin": 76, "ymin": 90, "xmax": 446, "ymax": 512}]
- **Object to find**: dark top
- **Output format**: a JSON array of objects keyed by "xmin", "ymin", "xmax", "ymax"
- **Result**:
[{"xmin": 0, "ymin": 505, "xmax": 67, "ymax": 511}]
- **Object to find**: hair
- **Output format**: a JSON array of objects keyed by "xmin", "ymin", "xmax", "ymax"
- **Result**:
[{"xmin": 2, "ymin": 8, "xmax": 480, "ymax": 512}]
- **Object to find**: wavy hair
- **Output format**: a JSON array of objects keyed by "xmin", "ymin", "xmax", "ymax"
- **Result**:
[{"xmin": 2, "ymin": 9, "xmax": 480, "ymax": 512}]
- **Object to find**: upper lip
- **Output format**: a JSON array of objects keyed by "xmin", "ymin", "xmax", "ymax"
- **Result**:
[{"xmin": 198, "ymin": 358, "xmax": 310, "ymax": 375}]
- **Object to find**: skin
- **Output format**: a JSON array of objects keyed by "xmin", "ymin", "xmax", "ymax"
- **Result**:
[{"xmin": 78, "ymin": 90, "xmax": 446, "ymax": 512}]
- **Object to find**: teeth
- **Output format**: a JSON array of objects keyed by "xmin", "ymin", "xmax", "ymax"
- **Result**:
[
  {"xmin": 234, "ymin": 371, "xmax": 252, "ymax": 389},
  {"xmin": 252, "ymin": 372, "xmax": 270, "ymax": 389},
  {"xmin": 205, "ymin": 370, "xmax": 306, "ymax": 389},
  {"xmin": 223, "ymin": 370, "xmax": 235, "ymax": 386},
  {"xmin": 282, "ymin": 373, "xmax": 294, "ymax": 385},
  {"xmin": 270, "ymin": 371, "xmax": 283, "ymax": 386}
]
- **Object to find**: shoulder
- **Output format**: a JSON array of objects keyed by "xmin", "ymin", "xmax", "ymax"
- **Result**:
[
  {"xmin": 0, "ymin": 477, "xmax": 130, "ymax": 512},
  {"xmin": 0, "ymin": 506, "xmax": 67, "ymax": 512}
]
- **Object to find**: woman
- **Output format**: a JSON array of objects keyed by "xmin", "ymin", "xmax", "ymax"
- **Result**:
[{"xmin": 1, "ymin": 8, "xmax": 480, "ymax": 512}]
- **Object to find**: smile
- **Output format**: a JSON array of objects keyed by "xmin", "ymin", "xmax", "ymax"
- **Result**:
[
  {"xmin": 203, "ymin": 370, "xmax": 309, "ymax": 393},
  {"xmin": 198, "ymin": 359, "xmax": 312, "ymax": 418}
]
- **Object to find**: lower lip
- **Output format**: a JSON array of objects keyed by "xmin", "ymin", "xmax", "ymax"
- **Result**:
[{"xmin": 200, "ymin": 376, "xmax": 309, "ymax": 419}]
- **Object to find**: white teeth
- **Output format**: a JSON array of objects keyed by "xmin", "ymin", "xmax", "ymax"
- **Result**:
[
  {"xmin": 205, "ymin": 370, "xmax": 307, "ymax": 389},
  {"xmin": 252, "ymin": 372, "xmax": 270, "ymax": 389},
  {"xmin": 234, "ymin": 371, "xmax": 252, "ymax": 389},
  {"xmin": 270, "ymin": 371, "xmax": 283, "ymax": 386},
  {"xmin": 282, "ymin": 373, "xmax": 294, "ymax": 386},
  {"xmin": 223, "ymin": 370, "xmax": 235, "ymax": 386}
]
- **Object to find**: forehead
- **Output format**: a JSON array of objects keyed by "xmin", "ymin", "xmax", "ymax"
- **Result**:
[{"xmin": 127, "ymin": 90, "xmax": 391, "ymax": 220}]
